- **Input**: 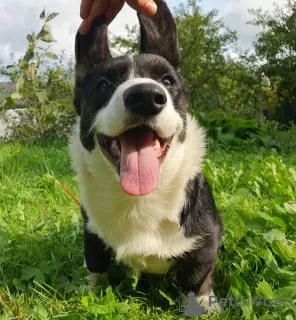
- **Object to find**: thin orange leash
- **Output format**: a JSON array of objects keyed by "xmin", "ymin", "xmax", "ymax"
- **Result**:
[{"xmin": 55, "ymin": 180, "xmax": 81, "ymax": 206}]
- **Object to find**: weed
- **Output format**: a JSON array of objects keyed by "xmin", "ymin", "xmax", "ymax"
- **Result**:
[{"xmin": 1, "ymin": 142, "xmax": 296, "ymax": 319}]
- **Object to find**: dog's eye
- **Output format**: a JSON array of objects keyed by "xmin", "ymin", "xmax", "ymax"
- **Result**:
[
  {"xmin": 161, "ymin": 76, "xmax": 174, "ymax": 87},
  {"xmin": 98, "ymin": 79, "xmax": 112, "ymax": 89}
]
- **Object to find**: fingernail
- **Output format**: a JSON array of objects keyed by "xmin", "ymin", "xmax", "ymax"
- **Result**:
[
  {"xmin": 144, "ymin": 1, "xmax": 157, "ymax": 15},
  {"xmin": 79, "ymin": 20, "xmax": 90, "ymax": 35}
]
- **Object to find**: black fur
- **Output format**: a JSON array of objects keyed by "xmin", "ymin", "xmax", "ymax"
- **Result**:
[
  {"xmin": 74, "ymin": 1, "xmax": 188, "ymax": 151},
  {"xmin": 180, "ymin": 174, "xmax": 222, "ymax": 239},
  {"xmin": 138, "ymin": 0, "xmax": 180, "ymax": 69},
  {"xmin": 79, "ymin": 57, "xmax": 132, "ymax": 151},
  {"xmin": 175, "ymin": 174, "xmax": 222, "ymax": 295},
  {"xmin": 81, "ymin": 207, "xmax": 112, "ymax": 274},
  {"xmin": 74, "ymin": 0, "xmax": 223, "ymax": 305},
  {"xmin": 74, "ymin": 16, "xmax": 111, "ymax": 116}
]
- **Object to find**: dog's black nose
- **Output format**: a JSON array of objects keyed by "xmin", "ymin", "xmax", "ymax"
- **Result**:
[{"xmin": 123, "ymin": 83, "xmax": 167, "ymax": 117}]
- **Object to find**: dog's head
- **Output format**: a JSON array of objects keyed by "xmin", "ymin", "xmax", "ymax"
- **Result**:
[{"xmin": 74, "ymin": 0, "xmax": 189, "ymax": 197}]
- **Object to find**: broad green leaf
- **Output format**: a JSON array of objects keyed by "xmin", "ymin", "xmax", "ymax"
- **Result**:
[
  {"xmin": 275, "ymin": 286, "xmax": 296, "ymax": 299},
  {"xmin": 230, "ymin": 274, "xmax": 253, "ymax": 320},
  {"xmin": 24, "ymin": 51, "xmax": 34, "ymax": 63},
  {"xmin": 90, "ymin": 304, "xmax": 111, "ymax": 314},
  {"xmin": 34, "ymin": 272, "xmax": 45, "ymax": 282},
  {"xmin": 37, "ymin": 24, "xmax": 56, "ymax": 42},
  {"xmin": 230, "ymin": 273, "xmax": 252, "ymax": 298},
  {"xmin": 271, "ymin": 240, "xmax": 296, "ymax": 261},
  {"xmin": 256, "ymin": 281, "xmax": 273, "ymax": 299},
  {"xmin": 19, "ymin": 58, "xmax": 26, "ymax": 68},
  {"xmin": 258, "ymin": 248, "xmax": 279, "ymax": 271},
  {"xmin": 35, "ymin": 91, "xmax": 48, "ymax": 103},
  {"xmin": 238, "ymin": 210, "xmax": 267, "ymax": 231},
  {"xmin": 57, "ymin": 99, "xmax": 72, "ymax": 110},
  {"xmin": 46, "ymin": 12, "xmax": 59, "ymax": 22},
  {"xmin": 275, "ymin": 205, "xmax": 287, "ymax": 214},
  {"xmin": 258, "ymin": 316, "xmax": 277, "ymax": 320},
  {"xmin": 217, "ymin": 128, "xmax": 235, "ymax": 145},
  {"xmin": 263, "ymin": 229, "xmax": 286, "ymax": 243},
  {"xmin": 11, "ymin": 92, "xmax": 23, "ymax": 100},
  {"xmin": 21, "ymin": 267, "xmax": 40, "ymax": 280},
  {"xmin": 56, "ymin": 317, "xmax": 82, "ymax": 320},
  {"xmin": 32, "ymin": 305, "xmax": 48, "ymax": 320},
  {"xmin": 26, "ymin": 34, "xmax": 35, "ymax": 43},
  {"xmin": 13, "ymin": 278, "xmax": 25, "ymax": 291},
  {"xmin": 81, "ymin": 296, "xmax": 89, "ymax": 308},
  {"xmin": 16, "ymin": 75, "xmax": 24, "ymax": 92},
  {"xmin": 290, "ymin": 168, "xmax": 296, "ymax": 183},
  {"xmin": 45, "ymin": 52, "xmax": 59, "ymax": 60},
  {"xmin": 105, "ymin": 286, "xmax": 115, "ymax": 302},
  {"xmin": 39, "ymin": 262, "xmax": 55, "ymax": 274},
  {"xmin": 40, "ymin": 10, "xmax": 46, "ymax": 20},
  {"xmin": 277, "ymin": 268, "xmax": 296, "ymax": 281},
  {"xmin": 0, "ymin": 94, "xmax": 5, "ymax": 107},
  {"xmin": 285, "ymin": 203, "xmax": 296, "ymax": 214},
  {"xmin": 114, "ymin": 303, "xmax": 130, "ymax": 314},
  {"xmin": 26, "ymin": 63, "xmax": 36, "ymax": 79}
]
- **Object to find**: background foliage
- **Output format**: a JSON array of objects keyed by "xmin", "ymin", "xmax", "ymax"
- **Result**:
[
  {"xmin": 0, "ymin": 10, "xmax": 75, "ymax": 141},
  {"xmin": 0, "ymin": 1, "xmax": 296, "ymax": 319},
  {"xmin": 1, "ymin": 0, "xmax": 296, "ymax": 141}
]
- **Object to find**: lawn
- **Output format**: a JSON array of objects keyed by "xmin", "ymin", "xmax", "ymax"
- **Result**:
[{"xmin": 0, "ymin": 140, "xmax": 296, "ymax": 320}]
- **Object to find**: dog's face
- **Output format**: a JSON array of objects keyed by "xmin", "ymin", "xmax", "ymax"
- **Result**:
[{"xmin": 74, "ymin": 0, "xmax": 189, "ymax": 197}]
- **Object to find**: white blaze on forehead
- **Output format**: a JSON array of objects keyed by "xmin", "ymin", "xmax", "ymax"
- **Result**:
[
  {"xmin": 128, "ymin": 55, "xmax": 136, "ymax": 79},
  {"xmin": 93, "ymin": 77, "xmax": 184, "ymax": 138}
]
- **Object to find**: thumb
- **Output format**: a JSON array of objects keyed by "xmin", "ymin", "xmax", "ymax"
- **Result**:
[{"xmin": 126, "ymin": 0, "xmax": 157, "ymax": 15}]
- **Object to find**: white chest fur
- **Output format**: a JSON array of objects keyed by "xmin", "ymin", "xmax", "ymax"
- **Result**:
[{"xmin": 70, "ymin": 116, "xmax": 206, "ymax": 274}]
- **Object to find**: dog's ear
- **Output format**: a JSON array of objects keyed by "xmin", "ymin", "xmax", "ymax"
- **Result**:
[
  {"xmin": 138, "ymin": 0, "xmax": 180, "ymax": 69},
  {"xmin": 74, "ymin": 16, "xmax": 111, "ymax": 115},
  {"xmin": 75, "ymin": 16, "xmax": 111, "ymax": 65}
]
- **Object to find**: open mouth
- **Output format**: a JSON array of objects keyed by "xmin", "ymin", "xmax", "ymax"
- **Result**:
[{"xmin": 97, "ymin": 126, "xmax": 173, "ymax": 197}]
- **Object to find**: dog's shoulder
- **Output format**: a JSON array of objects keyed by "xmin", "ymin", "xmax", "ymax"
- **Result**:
[{"xmin": 180, "ymin": 173, "xmax": 222, "ymax": 239}]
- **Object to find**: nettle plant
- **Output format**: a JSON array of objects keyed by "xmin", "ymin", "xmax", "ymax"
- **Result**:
[{"xmin": 0, "ymin": 10, "xmax": 75, "ymax": 141}]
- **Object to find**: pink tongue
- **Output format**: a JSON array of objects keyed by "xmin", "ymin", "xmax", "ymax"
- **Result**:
[{"xmin": 119, "ymin": 131, "xmax": 160, "ymax": 196}]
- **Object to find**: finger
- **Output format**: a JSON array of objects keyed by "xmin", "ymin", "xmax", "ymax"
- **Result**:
[
  {"xmin": 80, "ymin": 0, "xmax": 94, "ymax": 19},
  {"xmin": 79, "ymin": 18, "xmax": 92, "ymax": 35},
  {"xmin": 88, "ymin": 0, "xmax": 109, "ymax": 19},
  {"xmin": 104, "ymin": 0, "xmax": 125, "ymax": 24},
  {"xmin": 126, "ymin": 0, "xmax": 157, "ymax": 15},
  {"xmin": 79, "ymin": 0, "xmax": 109, "ymax": 35}
]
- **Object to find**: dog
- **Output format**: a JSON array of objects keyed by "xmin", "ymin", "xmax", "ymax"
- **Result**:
[{"xmin": 70, "ymin": 0, "xmax": 222, "ymax": 314}]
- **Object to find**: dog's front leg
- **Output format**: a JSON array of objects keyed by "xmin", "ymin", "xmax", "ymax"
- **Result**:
[
  {"xmin": 175, "ymin": 241, "xmax": 221, "ymax": 315},
  {"xmin": 81, "ymin": 207, "xmax": 112, "ymax": 292}
]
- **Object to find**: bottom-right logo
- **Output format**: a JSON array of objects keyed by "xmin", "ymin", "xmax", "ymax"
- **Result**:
[{"xmin": 177, "ymin": 292, "xmax": 294, "ymax": 317}]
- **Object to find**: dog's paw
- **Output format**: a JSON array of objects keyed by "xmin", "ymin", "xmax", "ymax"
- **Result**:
[
  {"xmin": 197, "ymin": 292, "xmax": 221, "ymax": 315},
  {"xmin": 80, "ymin": 272, "xmax": 109, "ymax": 293},
  {"xmin": 181, "ymin": 291, "xmax": 221, "ymax": 317}
]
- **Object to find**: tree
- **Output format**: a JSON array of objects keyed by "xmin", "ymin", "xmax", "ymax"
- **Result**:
[
  {"xmin": 0, "ymin": 10, "xmax": 75, "ymax": 141},
  {"xmin": 174, "ymin": 0, "xmax": 238, "ymax": 112},
  {"xmin": 110, "ymin": 25, "xmax": 139, "ymax": 55},
  {"xmin": 110, "ymin": 0, "xmax": 239, "ymax": 113},
  {"xmin": 249, "ymin": 0, "xmax": 296, "ymax": 124}
]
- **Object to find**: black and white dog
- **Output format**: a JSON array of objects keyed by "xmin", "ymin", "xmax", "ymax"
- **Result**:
[{"xmin": 70, "ymin": 0, "xmax": 222, "ymax": 313}]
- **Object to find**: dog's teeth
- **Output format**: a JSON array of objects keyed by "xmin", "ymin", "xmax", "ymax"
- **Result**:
[
  {"xmin": 111, "ymin": 140, "xmax": 120, "ymax": 156},
  {"xmin": 153, "ymin": 139, "xmax": 161, "ymax": 151}
]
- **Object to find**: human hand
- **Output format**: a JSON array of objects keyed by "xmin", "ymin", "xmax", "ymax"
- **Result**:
[{"xmin": 79, "ymin": 0, "xmax": 157, "ymax": 35}]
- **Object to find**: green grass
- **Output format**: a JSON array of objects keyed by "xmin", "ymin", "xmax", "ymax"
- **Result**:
[{"xmin": 0, "ymin": 140, "xmax": 296, "ymax": 320}]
